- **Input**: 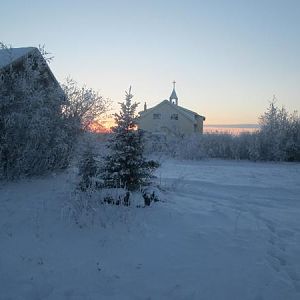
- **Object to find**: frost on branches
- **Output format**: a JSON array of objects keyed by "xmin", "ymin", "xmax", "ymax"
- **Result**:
[
  {"xmin": 61, "ymin": 77, "xmax": 111, "ymax": 131},
  {"xmin": 78, "ymin": 145, "xmax": 99, "ymax": 191},
  {"xmin": 0, "ymin": 44, "xmax": 75, "ymax": 179},
  {"xmin": 103, "ymin": 87, "xmax": 159, "ymax": 192},
  {"xmin": 258, "ymin": 100, "xmax": 300, "ymax": 161}
]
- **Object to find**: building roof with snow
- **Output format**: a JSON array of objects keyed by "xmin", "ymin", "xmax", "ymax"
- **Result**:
[
  {"xmin": 139, "ymin": 100, "xmax": 205, "ymax": 122},
  {"xmin": 0, "ymin": 46, "xmax": 62, "ymax": 94},
  {"xmin": 0, "ymin": 47, "xmax": 36, "ymax": 69}
]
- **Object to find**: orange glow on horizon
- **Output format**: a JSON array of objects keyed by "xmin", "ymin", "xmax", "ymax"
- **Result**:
[
  {"xmin": 87, "ymin": 117, "xmax": 141, "ymax": 133},
  {"xmin": 204, "ymin": 126, "xmax": 259, "ymax": 135},
  {"xmin": 88, "ymin": 118, "xmax": 259, "ymax": 135},
  {"xmin": 87, "ymin": 120, "xmax": 112, "ymax": 133}
]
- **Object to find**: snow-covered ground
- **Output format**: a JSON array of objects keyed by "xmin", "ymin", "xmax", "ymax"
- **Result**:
[{"xmin": 1, "ymin": 159, "xmax": 300, "ymax": 300}]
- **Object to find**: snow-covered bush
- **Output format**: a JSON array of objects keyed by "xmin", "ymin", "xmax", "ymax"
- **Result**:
[
  {"xmin": 173, "ymin": 134, "xmax": 206, "ymax": 160},
  {"xmin": 144, "ymin": 133, "xmax": 173, "ymax": 155},
  {"xmin": 145, "ymin": 133, "xmax": 238, "ymax": 160},
  {"xmin": 142, "ymin": 186, "xmax": 161, "ymax": 206},
  {"xmin": 200, "ymin": 133, "xmax": 236, "ymax": 159},
  {"xmin": 65, "ymin": 190, "xmax": 99, "ymax": 227},
  {"xmin": 63, "ymin": 186, "xmax": 148, "ymax": 227},
  {"xmin": 0, "ymin": 44, "xmax": 75, "ymax": 179}
]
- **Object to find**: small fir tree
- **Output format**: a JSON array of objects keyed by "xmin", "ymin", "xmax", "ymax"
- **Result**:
[
  {"xmin": 78, "ymin": 146, "xmax": 98, "ymax": 191},
  {"xmin": 103, "ymin": 87, "xmax": 159, "ymax": 192}
]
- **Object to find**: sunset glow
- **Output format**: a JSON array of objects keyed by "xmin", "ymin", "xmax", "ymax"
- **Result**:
[
  {"xmin": 204, "ymin": 127, "xmax": 259, "ymax": 135},
  {"xmin": 2, "ymin": 1, "xmax": 299, "ymax": 125},
  {"xmin": 1, "ymin": 1, "xmax": 300, "ymax": 299},
  {"xmin": 87, "ymin": 120, "xmax": 112, "ymax": 134}
]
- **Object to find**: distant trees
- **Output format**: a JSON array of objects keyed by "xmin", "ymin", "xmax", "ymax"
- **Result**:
[{"xmin": 146, "ymin": 100, "xmax": 300, "ymax": 162}]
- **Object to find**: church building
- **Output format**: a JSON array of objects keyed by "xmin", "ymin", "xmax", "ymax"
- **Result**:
[{"xmin": 138, "ymin": 82, "xmax": 205, "ymax": 137}]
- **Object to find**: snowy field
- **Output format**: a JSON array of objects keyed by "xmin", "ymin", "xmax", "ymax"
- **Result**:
[{"xmin": 1, "ymin": 159, "xmax": 300, "ymax": 300}]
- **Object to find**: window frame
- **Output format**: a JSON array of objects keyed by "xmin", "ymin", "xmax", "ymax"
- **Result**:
[
  {"xmin": 153, "ymin": 113, "xmax": 161, "ymax": 120},
  {"xmin": 170, "ymin": 113, "xmax": 178, "ymax": 120}
]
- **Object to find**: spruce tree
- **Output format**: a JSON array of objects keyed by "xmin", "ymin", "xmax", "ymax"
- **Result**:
[
  {"xmin": 78, "ymin": 146, "xmax": 98, "ymax": 191},
  {"xmin": 103, "ymin": 87, "xmax": 158, "ymax": 192}
]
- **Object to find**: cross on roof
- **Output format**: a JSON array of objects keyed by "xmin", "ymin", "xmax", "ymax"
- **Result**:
[{"xmin": 173, "ymin": 80, "xmax": 176, "ymax": 89}]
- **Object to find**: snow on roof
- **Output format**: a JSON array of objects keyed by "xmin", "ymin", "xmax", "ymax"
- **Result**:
[
  {"xmin": 173, "ymin": 102, "xmax": 205, "ymax": 121},
  {"xmin": 176, "ymin": 104, "xmax": 205, "ymax": 120},
  {"xmin": 0, "ymin": 47, "xmax": 35, "ymax": 69}
]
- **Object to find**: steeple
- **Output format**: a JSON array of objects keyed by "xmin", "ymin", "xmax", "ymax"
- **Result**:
[{"xmin": 169, "ymin": 80, "xmax": 178, "ymax": 105}]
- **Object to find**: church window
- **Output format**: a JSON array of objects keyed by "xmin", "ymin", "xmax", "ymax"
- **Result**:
[
  {"xmin": 171, "ymin": 113, "xmax": 178, "ymax": 120},
  {"xmin": 153, "ymin": 113, "xmax": 161, "ymax": 119}
]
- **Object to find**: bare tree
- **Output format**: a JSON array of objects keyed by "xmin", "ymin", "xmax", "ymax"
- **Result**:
[{"xmin": 62, "ymin": 77, "xmax": 111, "ymax": 130}]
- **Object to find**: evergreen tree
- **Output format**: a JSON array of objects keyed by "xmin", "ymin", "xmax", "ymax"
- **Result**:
[
  {"xmin": 258, "ymin": 99, "xmax": 300, "ymax": 161},
  {"xmin": 103, "ymin": 87, "xmax": 159, "ymax": 192},
  {"xmin": 78, "ymin": 146, "xmax": 98, "ymax": 191}
]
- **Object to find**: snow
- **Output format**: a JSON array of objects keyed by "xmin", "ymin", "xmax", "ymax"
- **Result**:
[
  {"xmin": 1, "ymin": 159, "xmax": 300, "ymax": 299},
  {"xmin": 0, "ymin": 47, "xmax": 35, "ymax": 68}
]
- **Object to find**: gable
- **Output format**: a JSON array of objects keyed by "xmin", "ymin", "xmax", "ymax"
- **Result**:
[{"xmin": 140, "ymin": 100, "xmax": 204, "ymax": 123}]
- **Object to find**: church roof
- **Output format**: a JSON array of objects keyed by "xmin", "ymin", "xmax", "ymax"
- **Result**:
[
  {"xmin": 0, "ymin": 47, "xmax": 36, "ymax": 69},
  {"xmin": 139, "ymin": 100, "xmax": 205, "ymax": 122}
]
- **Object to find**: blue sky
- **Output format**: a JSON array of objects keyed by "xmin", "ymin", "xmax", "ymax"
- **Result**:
[{"xmin": 1, "ymin": 0, "xmax": 299, "ymax": 124}]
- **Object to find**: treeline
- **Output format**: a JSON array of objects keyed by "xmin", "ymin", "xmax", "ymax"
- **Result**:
[{"xmin": 146, "ymin": 102, "xmax": 300, "ymax": 162}]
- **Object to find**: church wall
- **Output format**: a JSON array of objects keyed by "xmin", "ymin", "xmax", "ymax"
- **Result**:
[
  {"xmin": 196, "ymin": 116, "xmax": 205, "ymax": 134},
  {"xmin": 138, "ymin": 102, "xmax": 200, "ymax": 136}
]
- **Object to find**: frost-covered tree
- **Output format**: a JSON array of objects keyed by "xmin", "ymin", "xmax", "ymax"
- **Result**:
[
  {"xmin": 78, "ymin": 146, "xmax": 98, "ymax": 191},
  {"xmin": 258, "ymin": 99, "xmax": 300, "ymax": 161},
  {"xmin": 103, "ymin": 87, "xmax": 159, "ymax": 192},
  {"xmin": 0, "ymin": 43, "xmax": 75, "ymax": 179},
  {"xmin": 61, "ymin": 77, "xmax": 111, "ymax": 131},
  {"xmin": 285, "ymin": 111, "xmax": 300, "ymax": 161},
  {"xmin": 258, "ymin": 100, "xmax": 283, "ymax": 160}
]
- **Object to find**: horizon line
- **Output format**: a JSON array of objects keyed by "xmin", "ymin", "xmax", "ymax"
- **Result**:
[{"xmin": 205, "ymin": 124, "xmax": 260, "ymax": 129}]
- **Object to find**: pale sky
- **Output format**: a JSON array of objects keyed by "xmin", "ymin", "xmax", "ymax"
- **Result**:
[{"xmin": 1, "ymin": 0, "xmax": 299, "ymax": 124}]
